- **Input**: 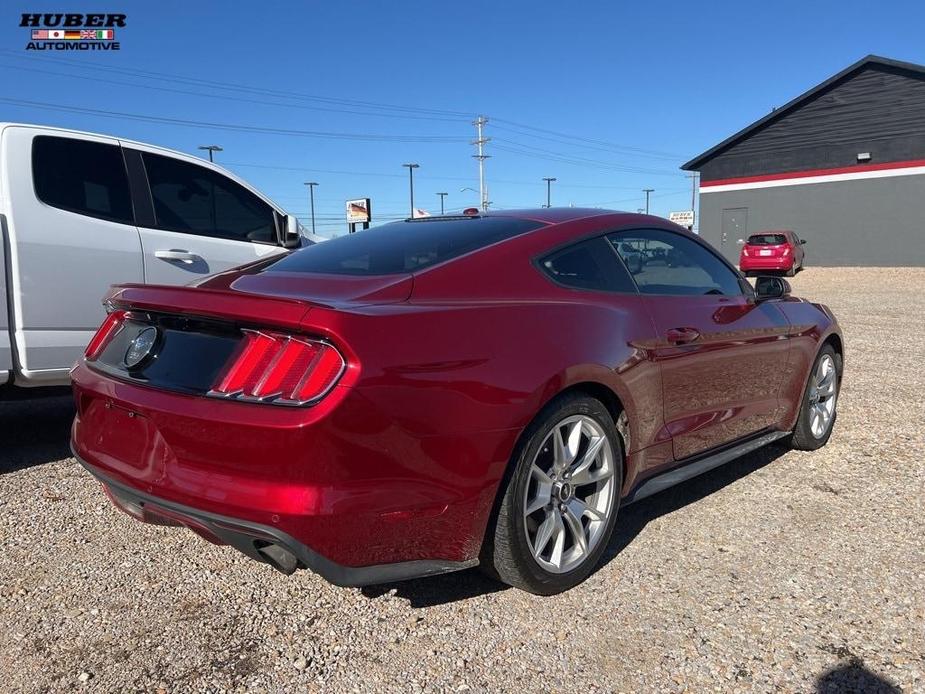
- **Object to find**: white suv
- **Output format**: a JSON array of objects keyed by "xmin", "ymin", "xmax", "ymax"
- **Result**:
[{"xmin": 0, "ymin": 123, "xmax": 319, "ymax": 392}]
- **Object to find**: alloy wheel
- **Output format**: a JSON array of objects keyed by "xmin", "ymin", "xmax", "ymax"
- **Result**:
[
  {"xmin": 522, "ymin": 415, "xmax": 617, "ymax": 574},
  {"xmin": 808, "ymin": 354, "xmax": 837, "ymax": 438}
]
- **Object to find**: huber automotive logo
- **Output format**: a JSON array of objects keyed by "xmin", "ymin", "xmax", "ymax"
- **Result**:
[{"xmin": 20, "ymin": 13, "xmax": 126, "ymax": 51}]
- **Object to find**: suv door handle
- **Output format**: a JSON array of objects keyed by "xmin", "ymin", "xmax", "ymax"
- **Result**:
[
  {"xmin": 154, "ymin": 249, "xmax": 200, "ymax": 264},
  {"xmin": 666, "ymin": 327, "xmax": 701, "ymax": 345}
]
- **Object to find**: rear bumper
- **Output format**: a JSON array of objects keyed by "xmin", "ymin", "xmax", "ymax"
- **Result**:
[
  {"xmin": 70, "ymin": 359, "xmax": 514, "ymax": 578},
  {"xmin": 739, "ymin": 256, "xmax": 794, "ymax": 272},
  {"xmin": 74, "ymin": 448, "xmax": 476, "ymax": 586}
]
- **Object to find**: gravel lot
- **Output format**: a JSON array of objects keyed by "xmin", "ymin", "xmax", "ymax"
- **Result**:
[{"xmin": 0, "ymin": 267, "xmax": 922, "ymax": 693}]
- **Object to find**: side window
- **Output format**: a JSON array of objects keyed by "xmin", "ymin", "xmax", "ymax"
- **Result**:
[
  {"xmin": 539, "ymin": 236, "xmax": 636, "ymax": 292},
  {"xmin": 608, "ymin": 229, "xmax": 743, "ymax": 296},
  {"xmin": 142, "ymin": 153, "xmax": 276, "ymax": 244},
  {"xmin": 32, "ymin": 136, "xmax": 133, "ymax": 224}
]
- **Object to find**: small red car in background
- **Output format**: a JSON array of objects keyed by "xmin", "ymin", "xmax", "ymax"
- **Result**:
[{"xmin": 739, "ymin": 230, "xmax": 805, "ymax": 276}]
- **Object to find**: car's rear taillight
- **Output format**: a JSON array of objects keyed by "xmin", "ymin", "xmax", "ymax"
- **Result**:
[
  {"xmin": 209, "ymin": 330, "xmax": 345, "ymax": 406},
  {"xmin": 782, "ymin": 246, "xmax": 791, "ymax": 256},
  {"xmin": 85, "ymin": 310, "xmax": 127, "ymax": 360},
  {"xmin": 742, "ymin": 246, "xmax": 750, "ymax": 257}
]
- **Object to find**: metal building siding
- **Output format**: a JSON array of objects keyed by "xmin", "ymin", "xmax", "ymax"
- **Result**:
[
  {"xmin": 699, "ymin": 64, "xmax": 925, "ymax": 182},
  {"xmin": 698, "ymin": 174, "xmax": 925, "ymax": 266}
]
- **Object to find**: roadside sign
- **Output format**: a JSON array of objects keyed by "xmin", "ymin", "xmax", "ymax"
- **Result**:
[
  {"xmin": 346, "ymin": 198, "xmax": 371, "ymax": 224},
  {"xmin": 669, "ymin": 210, "xmax": 695, "ymax": 227}
]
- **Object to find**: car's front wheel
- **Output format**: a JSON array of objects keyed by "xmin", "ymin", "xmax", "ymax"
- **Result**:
[
  {"xmin": 789, "ymin": 344, "xmax": 841, "ymax": 450},
  {"xmin": 484, "ymin": 394, "xmax": 622, "ymax": 594}
]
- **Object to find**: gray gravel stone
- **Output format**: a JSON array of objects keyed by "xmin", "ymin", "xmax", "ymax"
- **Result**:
[{"xmin": 0, "ymin": 268, "xmax": 922, "ymax": 692}]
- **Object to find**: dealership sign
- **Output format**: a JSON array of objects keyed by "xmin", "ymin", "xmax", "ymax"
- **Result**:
[
  {"xmin": 20, "ymin": 13, "xmax": 125, "ymax": 51},
  {"xmin": 346, "ymin": 198, "xmax": 372, "ymax": 224},
  {"xmin": 668, "ymin": 210, "xmax": 695, "ymax": 227}
]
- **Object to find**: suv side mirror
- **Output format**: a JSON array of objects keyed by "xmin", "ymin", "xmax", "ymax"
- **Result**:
[
  {"xmin": 800, "ymin": 238, "xmax": 807, "ymax": 245},
  {"xmin": 276, "ymin": 213, "xmax": 302, "ymax": 249},
  {"xmin": 754, "ymin": 275, "xmax": 791, "ymax": 301}
]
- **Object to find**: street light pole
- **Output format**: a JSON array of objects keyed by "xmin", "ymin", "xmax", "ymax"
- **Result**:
[
  {"xmin": 403, "ymin": 163, "xmax": 420, "ymax": 217},
  {"xmin": 643, "ymin": 188, "xmax": 655, "ymax": 214},
  {"xmin": 198, "ymin": 145, "xmax": 223, "ymax": 162},
  {"xmin": 542, "ymin": 177, "xmax": 557, "ymax": 208},
  {"xmin": 437, "ymin": 192, "xmax": 447, "ymax": 215},
  {"xmin": 303, "ymin": 182, "xmax": 318, "ymax": 235}
]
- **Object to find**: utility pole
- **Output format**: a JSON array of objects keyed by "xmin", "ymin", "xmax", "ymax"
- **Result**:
[
  {"xmin": 472, "ymin": 115, "xmax": 490, "ymax": 211},
  {"xmin": 198, "ymin": 145, "xmax": 223, "ymax": 162},
  {"xmin": 437, "ymin": 192, "xmax": 447, "ymax": 215},
  {"xmin": 303, "ymin": 182, "xmax": 318, "ymax": 235},
  {"xmin": 686, "ymin": 172, "xmax": 699, "ymax": 232},
  {"xmin": 402, "ymin": 163, "xmax": 420, "ymax": 217},
  {"xmin": 643, "ymin": 188, "xmax": 655, "ymax": 214}
]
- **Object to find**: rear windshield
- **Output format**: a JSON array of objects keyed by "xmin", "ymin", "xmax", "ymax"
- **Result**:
[
  {"xmin": 268, "ymin": 217, "xmax": 544, "ymax": 275},
  {"xmin": 748, "ymin": 233, "xmax": 787, "ymax": 245}
]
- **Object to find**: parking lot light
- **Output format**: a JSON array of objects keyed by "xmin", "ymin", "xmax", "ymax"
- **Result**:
[{"xmin": 198, "ymin": 145, "xmax": 223, "ymax": 162}]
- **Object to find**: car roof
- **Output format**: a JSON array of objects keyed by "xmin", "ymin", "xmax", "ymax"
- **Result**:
[{"xmin": 484, "ymin": 207, "xmax": 619, "ymax": 224}]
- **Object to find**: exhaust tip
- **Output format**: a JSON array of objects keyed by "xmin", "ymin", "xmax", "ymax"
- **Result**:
[{"xmin": 256, "ymin": 542, "xmax": 299, "ymax": 575}]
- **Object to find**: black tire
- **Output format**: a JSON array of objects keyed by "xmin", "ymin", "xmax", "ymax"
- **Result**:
[
  {"xmin": 788, "ymin": 344, "xmax": 842, "ymax": 451},
  {"xmin": 482, "ymin": 393, "xmax": 623, "ymax": 595}
]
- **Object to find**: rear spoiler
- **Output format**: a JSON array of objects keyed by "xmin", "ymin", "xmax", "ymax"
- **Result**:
[{"xmin": 104, "ymin": 284, "xmax": 312, "ymax": 332}]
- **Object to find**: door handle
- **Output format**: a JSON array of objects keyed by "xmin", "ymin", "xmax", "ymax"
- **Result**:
[
  {"xmin": 154, "ymin": 249, "xmax": 200, "ymax": 264},
  {"xmin": 666, "ymin": 327, "xmax": 701, "ymax": 345}
]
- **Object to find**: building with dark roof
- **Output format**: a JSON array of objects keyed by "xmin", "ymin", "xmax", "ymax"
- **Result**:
[{"xmin": 682, "ymin": 55, "xmax": 925, "ymax": 266}]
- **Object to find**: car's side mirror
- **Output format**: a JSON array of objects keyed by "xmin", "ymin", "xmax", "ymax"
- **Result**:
[
  {"xmin": 754, "ymin": 275, "xmax": 791, "ymax": 301},
  {"xmin": 276, "ymin": 213, "xmax": 302, "ymax": 249},
  {"xmin": 800, "ymin": 239, "xmax": 807, "ymax": 245}
]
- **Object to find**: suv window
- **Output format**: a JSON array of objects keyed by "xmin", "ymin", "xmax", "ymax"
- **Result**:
[
  {"xmin": 142, "ymin": 153, "xmax": 276, "ymax": 244},
  {"xmin": 32, "ymin": 136, "xmax": 133, "ymax": 224},
  {"xmin": 270, "ymin": 217, "xmax": 543, "ymax": 275},
  {"xmin": 609, "ymin": 229, "xmax": 743, "ymax": 296},
  {"xmin": 539, "ymin": 237, "xmax": 635, "ymax": 292}
]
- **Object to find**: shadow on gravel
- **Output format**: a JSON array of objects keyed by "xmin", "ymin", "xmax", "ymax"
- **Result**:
[
  {"xmin": 600, "ymin": 442, "xmax": 791, "ymax": 566},
  {"xmin": 361, "ymin": 567, "xmax": 509, "ymax": 608},
  {"xmin": 0, "ymin": 390, "xmax": 74, "ymax": 474},
  {"xmin": 815, "ymin": 659, "xmax": 901, "ymax": 693},
  {"xmin": 362, "ymin": 442, "xmax": 792, "ymax": 608}
]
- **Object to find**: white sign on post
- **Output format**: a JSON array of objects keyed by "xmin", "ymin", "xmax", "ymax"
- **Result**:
[{"xmin": 668, "ymin": 210, "xmax": 695, "ymax": 228}]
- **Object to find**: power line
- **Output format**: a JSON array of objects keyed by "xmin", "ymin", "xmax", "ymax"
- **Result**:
[
  {"xmin": 493, "ymin": 141, "xmax": 685, "ymax": 176},
  {"xmin": 0, "ymin": 51, "xmax": 695, "ymax": 170},
  {"xmin": 0, "ymin": 50, "xmax": 472, "ymax": 120},
  {"xmin": 491, "ymin": 123, "xmax": 682, "ymax": 162},
  {"xmin": 224, "ymin": 160, "xmax": 656, "ymax": 189},
  {"xmin": 492, "ymin": 117, "xmax": 686, "ymax": 159},
  {"xmin": 0, "ymin": 97, "xmax": 468, "ymax": 143},
  {"xmin": 0, "ymin": 61, "xmax": 467, "ymax": 123},
  {"xmin": 577, "ymin": 188, "xmax": 688, "ymax": 207}
]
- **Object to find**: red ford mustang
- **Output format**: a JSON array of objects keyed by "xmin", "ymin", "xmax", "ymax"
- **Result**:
[{"xmin": 71, "ymin": 209, "xmax": 843, "ymax": 595}]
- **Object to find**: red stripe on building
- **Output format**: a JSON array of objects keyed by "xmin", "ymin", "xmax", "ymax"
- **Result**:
[{"xmin": 700, "ymin": 158, "xmax": 925, "ymax": 187}]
